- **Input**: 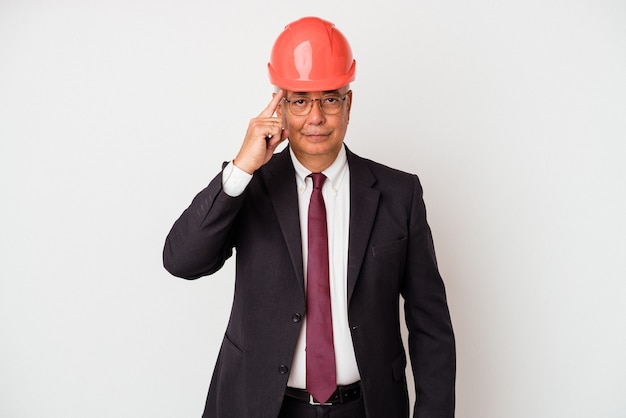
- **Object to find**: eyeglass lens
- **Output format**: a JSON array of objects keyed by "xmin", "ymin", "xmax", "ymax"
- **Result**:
[{"xmin": 286, "ymin": 95, "xmax": 345, "ymax": 115}]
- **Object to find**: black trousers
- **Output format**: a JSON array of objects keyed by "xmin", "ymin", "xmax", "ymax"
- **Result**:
[{"xmin": 277, "ymin": 395, "xmax": 366, "ymax": 418}]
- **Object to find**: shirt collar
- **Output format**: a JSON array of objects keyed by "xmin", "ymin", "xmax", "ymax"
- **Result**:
[{"xmin": 289, "ymin": 145, "xmax": 348, "ymax": 193}]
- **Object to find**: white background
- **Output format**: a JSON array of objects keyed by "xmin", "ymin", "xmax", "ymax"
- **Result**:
[{"xmin": 1, "ymin": 1, "xmax": 625, "ymax": 417}]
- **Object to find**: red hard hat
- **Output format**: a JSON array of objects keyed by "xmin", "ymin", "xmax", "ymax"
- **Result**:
[{"xmin": 268, "ymin": 17, "xmax": 356, "ymax": 92}]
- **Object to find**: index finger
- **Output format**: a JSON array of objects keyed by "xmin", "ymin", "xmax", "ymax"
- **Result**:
[{"xmin": 258, "ymin": 89, "xmax": 284, "ymax": 118}]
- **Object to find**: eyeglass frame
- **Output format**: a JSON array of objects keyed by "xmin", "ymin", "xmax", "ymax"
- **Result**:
[{"xmin": 281, "ymin": 90, "xmax": 351, "ymax": 116}]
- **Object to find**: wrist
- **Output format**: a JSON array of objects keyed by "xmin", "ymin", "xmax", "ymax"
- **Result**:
[{"xmin": 233, "ymin": 157, "xmax": 256, "ymax": 175}]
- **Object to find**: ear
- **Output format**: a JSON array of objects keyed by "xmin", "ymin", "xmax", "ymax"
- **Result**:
[
  {"xmin": 275, "ymin": 98, "xmax": 286, "ymax": 128},
  {"xmin": 275, "ymin": 96, "xmax": 282, "ymax": 118},
  {"xmin": 346, "ymin": 90, "xmax": 353, "ymax": 122}
]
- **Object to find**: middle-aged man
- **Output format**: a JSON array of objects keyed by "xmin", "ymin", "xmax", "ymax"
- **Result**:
[{"xmin": 163, "ymin": 16, "xmax": 455, "ymax": 418}]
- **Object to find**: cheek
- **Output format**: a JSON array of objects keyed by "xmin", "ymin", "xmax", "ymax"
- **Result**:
[{"xmin": 284, "ymin": 116, "xmax": 304, "ymax": 132}]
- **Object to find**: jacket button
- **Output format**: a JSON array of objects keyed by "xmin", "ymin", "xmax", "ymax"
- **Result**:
[
  {"xmin": 279, "ymin": 364, "xmax": 289, "ymax": 375},
  {"xmin": 292, "ymin": 313, "xmax": 302, "ymax": 323}
]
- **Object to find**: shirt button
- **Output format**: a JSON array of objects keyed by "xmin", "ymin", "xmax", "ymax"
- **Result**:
[
  {"xmin": 278, "ymin": 364, "xmax": 289, "ymax": 374},
  {"xmin": 292, "ymin": 313, "xmax": 302, "ymax": 323}
]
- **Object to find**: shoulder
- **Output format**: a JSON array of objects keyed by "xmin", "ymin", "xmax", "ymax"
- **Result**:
[{"xmin": 346, "ymin": 147, "xmax": 421, "ymax": 190}]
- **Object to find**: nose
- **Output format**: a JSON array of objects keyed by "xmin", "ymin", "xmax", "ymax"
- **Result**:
[{"xmin": 306, "ymin": 98, "xmax": 325, "ymax": 125}]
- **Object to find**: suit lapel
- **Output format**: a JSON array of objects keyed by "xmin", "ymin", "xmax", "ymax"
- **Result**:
[
  {"xmin": 346, "ymin": 148, "xmax": 380, "ymax": 306},
  {"xmin": 262, "ymin": 147, "xmax": 305, "ymax": 297},
  {"xmin": 261, "ymin": 147, "xmax": 380, "ymax": 304}
]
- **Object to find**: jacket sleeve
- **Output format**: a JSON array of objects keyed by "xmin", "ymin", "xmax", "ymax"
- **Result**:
[
  {"xmin": 162, "ymin": 169, "xmax": 245, "ymax": 279},
  {"xmin": 402, "ymin": 175, "xmax": 456, "ymax": 418}
]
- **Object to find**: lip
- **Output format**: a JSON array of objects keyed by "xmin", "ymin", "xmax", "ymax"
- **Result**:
[{"xmin": 302, "ymin": 132, "xmax": 331, "ymax": 140}]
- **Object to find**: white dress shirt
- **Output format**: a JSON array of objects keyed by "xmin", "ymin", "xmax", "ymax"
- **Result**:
[{"xmin": 222, "ymin": 146, "xmax": 361, "ymax": 389}]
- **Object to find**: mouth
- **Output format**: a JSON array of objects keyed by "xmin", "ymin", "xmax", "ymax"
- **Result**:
[{"xmin": 302, "ymin": 132, "xmax": 331, "ymax": 139}]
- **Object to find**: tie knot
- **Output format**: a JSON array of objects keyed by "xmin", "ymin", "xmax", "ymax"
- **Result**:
[{"xmin": 309, "ymin": 173, "xmax": 327, "ymax": 190}]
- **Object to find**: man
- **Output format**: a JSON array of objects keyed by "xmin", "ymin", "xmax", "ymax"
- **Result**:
[{"xmin": 163, "ymin": 16, "xmax": 455, "ymax": 418}]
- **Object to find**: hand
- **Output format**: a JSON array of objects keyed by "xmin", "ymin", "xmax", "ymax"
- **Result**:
[{"xmin": 233, "ymin": 90, "xmax": 289, "ymax": 174}]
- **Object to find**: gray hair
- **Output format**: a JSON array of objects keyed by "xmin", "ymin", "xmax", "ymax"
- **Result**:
[{"xmin": 274, "ymin": 84, "xmax": 351, "ymax": 94}]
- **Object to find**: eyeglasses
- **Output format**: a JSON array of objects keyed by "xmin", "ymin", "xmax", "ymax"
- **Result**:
[{"xmin": 282, "ymin": 92, "xmax": 349, "ymax": 116}]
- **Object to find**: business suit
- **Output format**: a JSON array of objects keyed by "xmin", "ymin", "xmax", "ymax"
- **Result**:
[{"xmin": 163, "ymin": 145, "xmax": 455, "ymax": 418}]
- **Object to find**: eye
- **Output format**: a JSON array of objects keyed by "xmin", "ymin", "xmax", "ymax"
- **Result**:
[
  {"xmin": 323, "ymin": 96, "xmax": 341, "ymax": 104},
  {"xmin": 293, "ymin": 99, "xmax": 308, "ymax": 106}
]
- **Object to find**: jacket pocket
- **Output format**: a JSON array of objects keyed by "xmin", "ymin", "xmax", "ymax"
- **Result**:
[{"xmin": 371, "ymin": 237, "xmax": 407, "ymax": 257}]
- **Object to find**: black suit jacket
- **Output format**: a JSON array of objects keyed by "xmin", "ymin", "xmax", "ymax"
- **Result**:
[{"xmin": 163, "ymin": 146, "xmax": 455, "ymax": 418}]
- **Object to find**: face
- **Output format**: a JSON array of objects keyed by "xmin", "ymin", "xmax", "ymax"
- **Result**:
[{"xmin": 276, "ymin": 88, "xmax": 352, "ymax": 171}]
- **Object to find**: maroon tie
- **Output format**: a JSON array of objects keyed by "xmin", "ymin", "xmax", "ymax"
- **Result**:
[{"xmin": 306, "ymin": 173, "xmax": 336, "ymax": 404}]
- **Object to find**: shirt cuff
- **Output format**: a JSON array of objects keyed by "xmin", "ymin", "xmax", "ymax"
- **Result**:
[{"xmin": 222, "ymin": 161, "xmax": 253, "ymax": 197}]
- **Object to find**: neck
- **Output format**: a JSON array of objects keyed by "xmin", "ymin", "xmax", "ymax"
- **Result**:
[{"xmin": 291, "ymin": 149, "xmax": 342, "ymax": 173}]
